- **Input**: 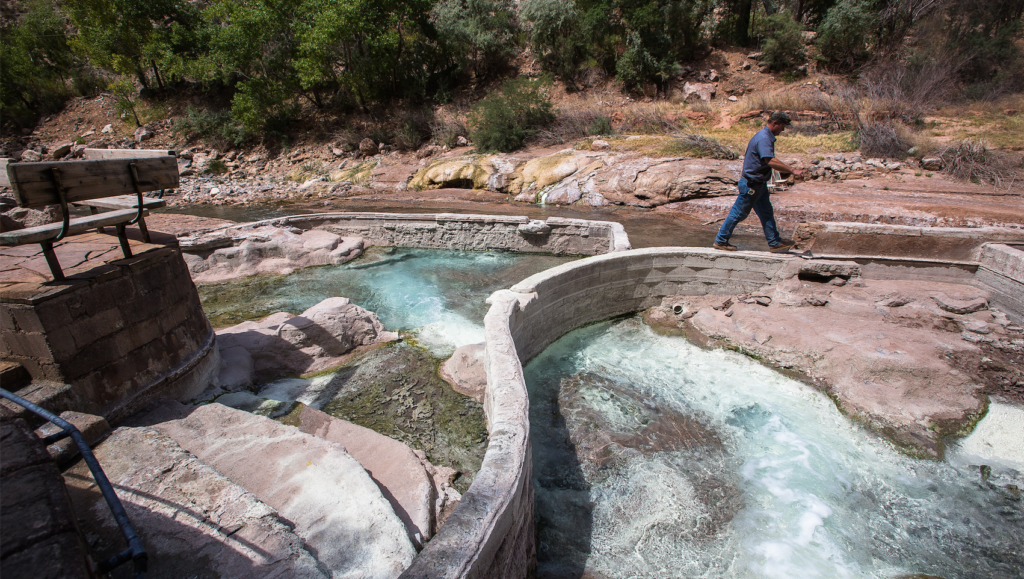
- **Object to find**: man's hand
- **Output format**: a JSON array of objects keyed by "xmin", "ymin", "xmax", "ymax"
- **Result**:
[{"xmin": 767, "ymin": 157, "xmax": 804, "ymax": 180}]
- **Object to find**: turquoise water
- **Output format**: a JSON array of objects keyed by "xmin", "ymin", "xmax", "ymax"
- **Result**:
[
  {"xmin": 199, "ymin": 248, "xmax": 575, "ymax": 356},
  {"xmin": 526, "ymin": 318, "xmax": 1024, "ymax": 579}
]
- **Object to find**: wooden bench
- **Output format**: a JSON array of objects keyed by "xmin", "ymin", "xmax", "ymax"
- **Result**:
[{"xmin": 1, "ymin": 157, "xmax": 179, "ymax": 281}]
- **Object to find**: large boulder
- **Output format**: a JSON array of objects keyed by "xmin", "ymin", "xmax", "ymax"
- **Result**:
[
  {"xmin": 216, "ymin": 297, "xmax": 399, "ymax": 381},
  {"xmin": 681, "ymin": 82, "xmax": 716, "ymax": 102},
  {"xmin": 439, "ymin": 343, "xmax": 487, "ymax": 401},
  {"xmin": 181, "ymin": 226, "xmax": 364, "ymax": 283},
  {"xmin": 359, "ymin": 138, "xmax": 378, "ymax": 157}
]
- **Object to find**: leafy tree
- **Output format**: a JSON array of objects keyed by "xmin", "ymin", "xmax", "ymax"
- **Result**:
[
  {"xmin": 0, "ymin": 0, "xmax": 91, "ymax": 128},
  {"xmin": 521, "ymin": 0, "xmax": 591, "ymax": 87},
  {"xmin": 759, "ymin": 9, "xmax": 806, "ymax": 71},
  {"xmin": 109, "ymin": 76, "xmax": 142, "ymax": 126},
  {"xmin": 67, "ymin": 0, "xmax": 203, "ymax": 88},
  {"xmin": 816, "ymin": 0, "xmax": 877, "ymax": 70},
  {"xmin": 432, "ymin": 0, "xmax": 520, "ymax": 78}
]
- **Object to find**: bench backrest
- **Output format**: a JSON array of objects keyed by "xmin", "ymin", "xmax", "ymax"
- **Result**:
[
  {"xmin": 5, "ymin": 157, "xmax": 179, "ymax": 209},
  {"xmin": 83, "ymin": 148, "xmax": 176, "ymax": 160}
]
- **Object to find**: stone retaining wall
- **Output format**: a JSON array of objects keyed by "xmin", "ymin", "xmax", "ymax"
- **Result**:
[
  {"xmin": 976, "ymin": 243, "xmax": 1024, "ymax": 323},
  {"xmin": 794, "ymin": 222, "xmax": 1024, "ymax": 265},
  {"xmin": 0, "ymin": 247, "xmax": 217, "ymax": 421},
  {"xmin": 182, "ymin": 212, "xmax": 631, "ymax": 256}
]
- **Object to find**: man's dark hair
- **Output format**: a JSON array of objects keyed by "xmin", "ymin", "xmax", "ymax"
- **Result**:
[{"xmin": 769, "ymin": 111, "xmax": 792, "ymax": 125}]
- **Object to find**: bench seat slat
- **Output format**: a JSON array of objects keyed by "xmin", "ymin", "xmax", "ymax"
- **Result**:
[
  {"xmin": 6, "ymin": 157, "xmax": 179, "ymax": 207},
  {"xmin": 0, "ymin": 209, "xmax": 146, "ymax": 246},
  {"xmin": 73, "ymin": 195, "xmax": 166, "ymax": 210}
]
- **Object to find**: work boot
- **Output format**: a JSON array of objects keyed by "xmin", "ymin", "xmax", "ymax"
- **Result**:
[
  {"xmin": 713, "ymin": 242, "xmax": 738, "ymax": 251},
  {"xmin": 769, "ymin": 239, "xmax": 796, "ymax": 253}
]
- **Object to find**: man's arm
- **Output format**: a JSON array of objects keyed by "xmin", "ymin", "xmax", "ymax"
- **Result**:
[{"xmin": 765, "ymin": 157, "xmax": 804, "ymax": 179}]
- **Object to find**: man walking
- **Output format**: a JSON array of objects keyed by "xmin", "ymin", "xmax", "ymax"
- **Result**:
[{"xmin": 713, "ymin": 111, "xmax": 804, "ymax": 252}]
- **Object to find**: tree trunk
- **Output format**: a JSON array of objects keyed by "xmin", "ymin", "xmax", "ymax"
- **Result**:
[
  {"xmin": 152, "ymin": 61, "xmax": 165, "ymax": 90},
  {"xmin": 737, "ymin": 0, "xmax": 752, "ymax": 46},
  {"xmin": 136, "ymin": 66, "xmax": 149, "ymax": 90}
]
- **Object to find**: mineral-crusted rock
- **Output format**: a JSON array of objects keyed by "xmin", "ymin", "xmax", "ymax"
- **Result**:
[
  {"xmin": 64, "ymin": 427, "xmax": 329, "ymax": 579},
  {"xmin": 20, "ymin": 149, "xmax": 42, "ymax": 162},
  {"xmin": 921, "ymin": 157, "xmax": 943, "ymax": 171},
  {"xmin": 440, "ymin": 343, "xmax": 487, "ymax": 401},
  {"xmin": 601, "ymin": 157, "xmax": 740, "ymax": 207},
  {"xmin": 518, "ymin": 220, "xmax": 552, "ymax": 236},
  {"xmin": 517, "ymin": 150, "xmax": 586, "ymax": 191},
  {"xmin": 666, "ymin": 276, "xmax": 997, "ymax": 458},
  {"xmin": 148, "ymin": 403, "xmax": 417, "ymax": 579},
  {"xmin": 592, "ymin": 139, "xmax": 611, "ymax": 150},
  {"xmin": 291, "ymin": 406, "xmax": 436, "ymax": 547},
  {"xmin": 182, "ymin": 226, "xmax": 364, "ymax": 282},
  {"xmin": 408, "ymin": 156, "xmax": 497, "ymax": 190},
  {"xmin": 216, "ymin": 297, "xmax": 399, "ymax": 380}
]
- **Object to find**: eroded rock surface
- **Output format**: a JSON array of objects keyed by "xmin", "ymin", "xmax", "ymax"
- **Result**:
[
  {"xmin": 182, "ymin": 225, "xmax": 364, "ymax": 282},
  {"xmin": 407, "ymin": 149, "xmax": 740, "ymax": 208},
  {"xmin": 63, "ymin": 426, "xmax": 329, "ymax": 579},
  {"xmin": 286, "ymin": 405, "xmax": 459, "ymax": 548},
  {"xmin": 215, "ymin": 297, "xmax": 398, "ymax": 385},
  {"xmin": 146, "ymin": 403, "xmax": 417, "ymax": 579},
  {"xmin": 652, "ymin": 263, "xmax": 1024, "ymax": 457}
]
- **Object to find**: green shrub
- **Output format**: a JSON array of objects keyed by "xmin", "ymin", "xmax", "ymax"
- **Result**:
[
  {"xmin": 760, "ymin": 11, "xmax": 806, "ymax": 72},
  {"xmin": 587, "ymin": 116, "xmax": 614, "ymax": 136},
  {"xmin": 816, "ymin": 0, "xmax": 877, "ymax": 70},
  {"xmin": 468, "ymin": 77, "xmax": 555, "ymax": 152},
  {"xmin": 173, "ymin": 105, "xmax": 251, "ymax": 148}
]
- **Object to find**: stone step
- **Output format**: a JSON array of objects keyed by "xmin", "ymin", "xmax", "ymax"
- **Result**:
[
  {"xmin": 289, "ymin": 405, "xmax": 436, "ymax": 548},
  {"xmin": 1, "ymin": 419, "xmax": 91, "ymax": 579},
  {"xmin": 0, "ymin": 380, "xmax": 77, "ymax": 428},
  {"xmin": 143, "ymin": 402, "xmax": 417, "ymax": 579},
  {"xmin": 63, "ymin": 426, "xmax": 329, "ymax": 579},
  {"xmin": 0, "ymin": 361, "xmax": 31, "ymax": 391}
]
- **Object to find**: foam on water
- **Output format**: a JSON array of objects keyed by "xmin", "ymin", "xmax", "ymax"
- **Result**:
[{"xmin": 526, "ymin": 317, "xmax": 1024, "ymax": 579}]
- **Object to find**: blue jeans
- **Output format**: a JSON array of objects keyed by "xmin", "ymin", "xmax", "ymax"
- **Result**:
[{"xmin": 715, "ymin": 179, "xmax": 782, "ymax": 246}]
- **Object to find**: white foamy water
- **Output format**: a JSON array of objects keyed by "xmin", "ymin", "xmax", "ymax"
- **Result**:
[{"xmin": 526, "ymin": 318, "xmax": 1024, "ymax": 579}]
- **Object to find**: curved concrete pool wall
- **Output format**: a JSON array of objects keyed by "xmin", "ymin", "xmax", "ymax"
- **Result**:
[
  {"xmin": 409, "ymin": 243, "xmax": 1024, "ymax": 579},
  {"xmin": 185, "ymin": 212, "xmax": 631, "ymax": 256},
  {"xmin": 399, "ymin": 248, "xmax": 791, "ymax": 578}
]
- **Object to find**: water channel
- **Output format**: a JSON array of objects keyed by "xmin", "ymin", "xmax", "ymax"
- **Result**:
[{"xmin": 189, "ymin": 211, "xmax": 1023, "ymax": 578}]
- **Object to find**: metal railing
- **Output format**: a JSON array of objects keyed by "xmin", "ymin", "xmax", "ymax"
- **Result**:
[{"xmin": 0, "ymin": 388, "xmax": 147, "ymax": 579}]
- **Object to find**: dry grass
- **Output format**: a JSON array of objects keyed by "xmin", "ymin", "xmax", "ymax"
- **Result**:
[{"xmin": 774, "ymin": 131, "xmax": 859, "ymax": 154}]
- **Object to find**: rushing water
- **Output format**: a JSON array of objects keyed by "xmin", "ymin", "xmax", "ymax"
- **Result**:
[
  {"xmin": 197, "ymin": 245, "xmax": 1023, "ymax": 576},
  {"xmin": 198, "ymin": 249, "xmax": 578, "ymax": 489},
  {"xmin": 526, "ymin": 317, "xmax": 1024, "ymax": 579}
]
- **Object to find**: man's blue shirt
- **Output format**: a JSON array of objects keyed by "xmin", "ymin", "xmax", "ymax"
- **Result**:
[{"xmin": 741, "ymin": 126, "xmax": 776, "ymax": 184}]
